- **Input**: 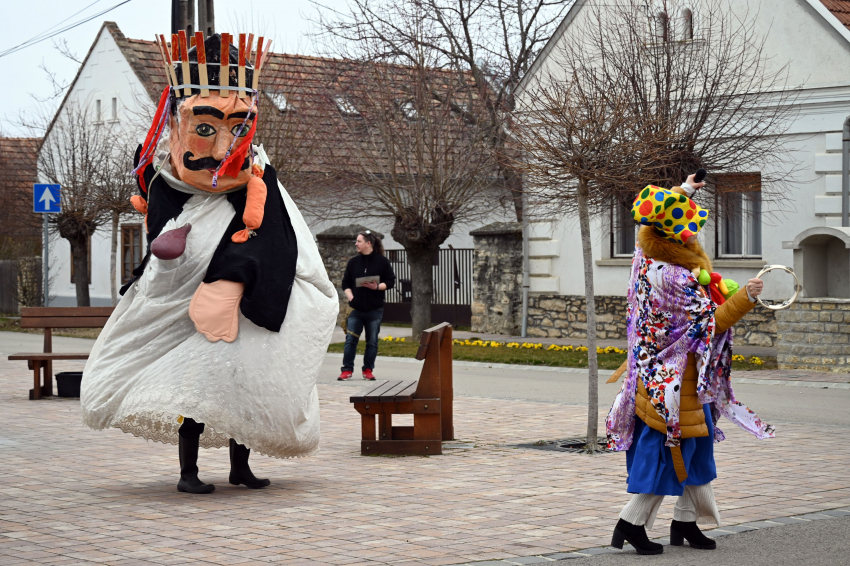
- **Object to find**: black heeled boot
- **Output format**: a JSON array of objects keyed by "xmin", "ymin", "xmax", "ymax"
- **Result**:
[
  {"xmin": 670, "ymin": 520, "xmax": 716, "ymax": 549},
  {"xmin": 177, "ymin": 434, "xmax": 215, "ymax": 494},
  {"xmin": 611, "ymin": 519, "xmax": 663, "ymax": 555},
  {"xmin": 229, "ymin": 439, "xmax": 271, "ymax": 489}
]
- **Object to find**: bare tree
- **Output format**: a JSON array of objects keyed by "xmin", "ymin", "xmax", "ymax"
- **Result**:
[
  {"xmin": 513, "ymin": 76, "xmax": 675, "ymax": 451},
  {"xmin": 323, "ymin": 18, "xmax": 500, "ymax": 338},
  {"xmin": 27, "ymin": 100, "xmax": 123, "ymax": 306},
  {"xmin": 316, "ymin": 0, "xmax": 571, "ymax": 220},
  {"xmin": 96, "ymin": 134, "xmax": 140, "ymax": 306},
  {"xmin": 512, "ymin": 0, "xmax": 797, "ymax": 451},
  {"xmin": 257, "ymin": 55, "xmax": 343, "ymax": 220}
]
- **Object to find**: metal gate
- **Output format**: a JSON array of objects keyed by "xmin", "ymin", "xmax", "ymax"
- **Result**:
[{"xmin": 383, "ymin": 247, "xmax": 473, "ymax": 327}]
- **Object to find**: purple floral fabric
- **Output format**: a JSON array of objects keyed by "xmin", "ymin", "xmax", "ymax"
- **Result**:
[{"xmin": 606, "ymin": 246, "xmax": 775, "ymax": 451}]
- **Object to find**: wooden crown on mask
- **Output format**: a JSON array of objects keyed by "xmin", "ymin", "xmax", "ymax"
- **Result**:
[{"xmin": 155, "ymin": 31, "xmax": 270, "ymax": 99}]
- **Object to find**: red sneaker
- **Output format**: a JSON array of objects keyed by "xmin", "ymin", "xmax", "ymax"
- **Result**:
[
  {"xmin": 338, "ymin": 371, "xmax": 353, "ymax": 381},
  {"xmin": 362, "ymin": 369, "xmax": 376, "ymax": 380}
]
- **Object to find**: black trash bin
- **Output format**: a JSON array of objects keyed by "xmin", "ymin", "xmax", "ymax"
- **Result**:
[{"xmin": 56, "ymin": 372, "xmax": 83, "ymax": 398}]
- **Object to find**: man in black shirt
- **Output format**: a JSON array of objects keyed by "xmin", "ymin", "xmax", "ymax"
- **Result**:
[{"xmin": 339, "ymin": 231, "xmax": 397, "ymax": 380}]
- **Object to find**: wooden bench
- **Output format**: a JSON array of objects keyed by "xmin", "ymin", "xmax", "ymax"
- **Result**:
[
  {"xmin": 7, "ymin": 307, "xmax": 113, "ymax": 400},
  {"xmin": 349, "ymin": 322, "xmax": 454, "ymax": 455}
]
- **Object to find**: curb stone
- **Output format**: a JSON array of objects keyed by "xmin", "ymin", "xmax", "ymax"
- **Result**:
[{"xmin": 452, "ymin": 507, "xmax": 850, "ymax": 565}]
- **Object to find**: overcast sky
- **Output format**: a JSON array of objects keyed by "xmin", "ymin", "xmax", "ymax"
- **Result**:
[{"xmin": 1, "ymin": 0, "xmax": 350, "ymax": 136}]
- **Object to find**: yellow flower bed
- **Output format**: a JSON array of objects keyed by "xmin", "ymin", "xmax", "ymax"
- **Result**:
[{"xmin": 380, "ymin": 336, "xmax": 627, "ymax": 355}]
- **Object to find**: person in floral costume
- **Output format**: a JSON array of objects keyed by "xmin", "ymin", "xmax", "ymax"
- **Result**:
[{"xmin": 606, "ymin": 174, "xmax": 775, "ymax": 554}]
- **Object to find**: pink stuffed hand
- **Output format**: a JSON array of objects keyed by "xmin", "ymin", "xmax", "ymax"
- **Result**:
[{"xmin": 189, "ymin": 280, "xmax": 245, "ymax": 343}]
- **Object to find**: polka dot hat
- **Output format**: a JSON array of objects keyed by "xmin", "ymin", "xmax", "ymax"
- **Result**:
[{"xmin": 631, "ymin": 185, "xmax": 709, "ymax": 245}]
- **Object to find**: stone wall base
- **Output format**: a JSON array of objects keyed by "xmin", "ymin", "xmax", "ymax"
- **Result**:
[
  {"xmin": 777, "ymin": 299, "xmax": 850, "ymax": 373},
  {"xmin": 524, "ymin": 293, "xmax": 778, "ymax": 346}
]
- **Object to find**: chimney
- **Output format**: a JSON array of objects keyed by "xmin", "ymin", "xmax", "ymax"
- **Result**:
[
  {"xmin": 171, "ymin": 0, "xmax": 196, "ymax": 37},
  {"xmin": 198, "ymin": 0, "xmax": 215, "ymax": 37}
]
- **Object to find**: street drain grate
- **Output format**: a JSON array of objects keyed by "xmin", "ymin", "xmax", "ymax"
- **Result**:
[{"xmin": 513, "ymin": 437, "xmax": 617, "ymax": 454}]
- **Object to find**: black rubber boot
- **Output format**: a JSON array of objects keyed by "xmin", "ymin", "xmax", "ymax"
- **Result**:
[
  {"xmin": 177, "ymin": 433, "xmax": 215, "ymax": 494},
  {"xmin": 229, "ymin": 439, "xmax": 271, "ymax": 489},
  {"xmin": 611, "ymin": 519, "xmax": 663, "ymax": 555},
  {"xmin": 670, "ymin": 520, "xmax": 716, "ymax": 549}
]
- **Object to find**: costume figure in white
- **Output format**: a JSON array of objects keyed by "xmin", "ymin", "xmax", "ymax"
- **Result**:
[{"xmin": 81, "ymin": 31, "xmax": 337, "ymax": 493}]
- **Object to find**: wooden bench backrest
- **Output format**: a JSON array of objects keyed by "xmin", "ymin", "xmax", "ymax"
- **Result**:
[
  {"xmin": 414, "ymin": 322, "xmax": 453, "ymax": 440},
  {"xmin": 19, "ymin": 307, "xmax": 114, "ymax": 329},
  {"xmin": 414, "ymin": 323, "xmax": 452, "ymax": 399}
]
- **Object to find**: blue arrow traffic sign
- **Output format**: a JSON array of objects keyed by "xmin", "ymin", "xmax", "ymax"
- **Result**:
[{"xmin": 34, "ymin": 184, "xmax": 61, "ymax": 213}]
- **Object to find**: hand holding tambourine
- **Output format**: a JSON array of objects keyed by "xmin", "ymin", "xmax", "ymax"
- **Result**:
[{"xmin": 753, "ymin": 265, "xmax": 803, "ymax": 310}]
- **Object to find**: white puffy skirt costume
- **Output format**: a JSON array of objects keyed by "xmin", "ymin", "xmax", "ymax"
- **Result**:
[{"xmin": 81, "ymin": 146, "xmax": 338, "ymax": 458}]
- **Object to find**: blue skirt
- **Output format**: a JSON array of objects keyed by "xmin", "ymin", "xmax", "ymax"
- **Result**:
[{"xmin": 625, "ymin": 404, "xmax": 717, "ymax": 496}]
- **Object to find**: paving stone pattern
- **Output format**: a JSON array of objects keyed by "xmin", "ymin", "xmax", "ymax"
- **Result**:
[{"xmin": 1, "ymin": 358, "xmax": 849, "ymax": 566}]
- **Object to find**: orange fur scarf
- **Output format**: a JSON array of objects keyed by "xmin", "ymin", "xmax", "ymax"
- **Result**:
[{"xmin": 637, "ymin": 225, "xmax": 712, "ymax": 273}]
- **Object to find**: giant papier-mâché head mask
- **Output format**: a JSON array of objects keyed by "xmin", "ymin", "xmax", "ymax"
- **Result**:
[{"xmin": 134, "ymin": 31, "xmax": 271, "ymax": 194}]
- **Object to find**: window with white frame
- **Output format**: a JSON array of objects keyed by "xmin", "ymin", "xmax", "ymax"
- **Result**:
[
  {"xmin": 94, "ymin": 99, "xmax": 102, "ymax": 124},
  {"xmin": 111, "ymin": 97, "xmax": 118, "ymax": 121},
  {"xmin": 715, "ymin": 173, "xmax": 762, "ymax": 258},
  {"xmin": 611, "ymin": 200, "xmax": 637, "ymax": 257}
]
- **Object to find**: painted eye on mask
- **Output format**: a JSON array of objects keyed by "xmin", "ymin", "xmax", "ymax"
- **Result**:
[
  {"xmin": 230, "ymin": 124, "xmax": 250, "ymax": 137},
  {"xmin": 195, "ymin": 124, "xmax": 216, "ymax": 137}
]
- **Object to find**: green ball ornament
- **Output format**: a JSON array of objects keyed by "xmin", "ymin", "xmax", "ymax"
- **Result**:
[
  {"xmin": 723, "ymin": 279, "xmax": 739, "ymax": 298},
  {"xmin": 698, "ymin": 269, "xmax": 711, "ymax": 286}
]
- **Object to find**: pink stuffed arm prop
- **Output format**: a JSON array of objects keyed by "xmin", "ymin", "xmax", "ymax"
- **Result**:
[{"xmin": 189, "ymin": 280, "xmax": 245, "ymax": 343}]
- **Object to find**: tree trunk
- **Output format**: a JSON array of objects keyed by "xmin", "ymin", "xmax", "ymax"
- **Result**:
[
  {"xmin": 577, "ymin": 178, "xmax": 599, "ymax": 452},
  {"xmin": 407, "ymin": 249, "xmax": 434, "ymax": 341},
  {"xmin": 505, "ymin": 165, "xmax": 524, "ymax": 222},
  {"xmin": 69, "ymin": 235, "xmax": 91, "ymax": 307},
  {"xmin": 110, "ymin": 211, "xmax": 119, "ymax": 306}
]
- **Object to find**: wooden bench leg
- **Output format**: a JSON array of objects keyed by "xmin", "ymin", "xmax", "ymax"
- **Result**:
[
  {"xmin": 30, "ymin": 361, "xmax": 43, "ymax": 400},
  {"xmin": 378, "ymin": 412, "xmax": 393, "ymax": 441},
  {"xmin": 361, "ymin": 414, "xmax": 376, "ymax": 441},
  {"xmin": 42, "ymin": 360, "xmax": 54, "ymax": 397}
]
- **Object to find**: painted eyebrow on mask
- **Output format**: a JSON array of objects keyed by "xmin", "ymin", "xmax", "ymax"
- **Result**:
[
  {"xmin": 227, "ymin": 111, "xmax": 256, "ymax": 120},
  {"xmin": 192, "ymin": 106, "xmax": 226, "ymax": 119}
]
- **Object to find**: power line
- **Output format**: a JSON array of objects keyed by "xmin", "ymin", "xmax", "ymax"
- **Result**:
[{"xmin": 0, "ymin": 0, "xmax": 134, "ymax": 59}]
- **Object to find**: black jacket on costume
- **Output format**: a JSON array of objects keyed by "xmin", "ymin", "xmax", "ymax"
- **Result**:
[
  {"xmin": 341, "ymin": 253, "xmax": 396, "ymax": 312},
  {"xmin": 123, "ymin": 145, "xmax": 298, "ymax": 333}
]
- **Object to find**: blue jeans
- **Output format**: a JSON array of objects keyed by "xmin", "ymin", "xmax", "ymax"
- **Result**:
[{"xmin": 341, "ymin": 308, "xmax": 383, "ymax": 372}]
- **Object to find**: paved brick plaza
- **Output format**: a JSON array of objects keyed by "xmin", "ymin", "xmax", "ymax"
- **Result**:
[{"xmin": 1, "ymin": 359, "xmax": 849, "ymax": 566}]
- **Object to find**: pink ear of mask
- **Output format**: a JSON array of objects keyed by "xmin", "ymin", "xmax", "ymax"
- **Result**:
[{"xmin": 151, "ymin": 224, "xmax": 192, "ymax": 260}]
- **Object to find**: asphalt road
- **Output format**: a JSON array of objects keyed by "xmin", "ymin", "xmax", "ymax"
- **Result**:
[
  {"xmin": 3, "ymin": 331, "xmax": 848, "ymax": 428},
  {"xmin": 556, "ymin": 516, "xmax": 850, "ymax": 565},
  {"xmin": 320, "ymin": 354, "xmax": 850, "ymax": 428}
]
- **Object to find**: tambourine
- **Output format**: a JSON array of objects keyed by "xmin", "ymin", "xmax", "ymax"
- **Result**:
[{"xmin": 755, "ymin": 265, "xmax": 803, "ymax": 310}]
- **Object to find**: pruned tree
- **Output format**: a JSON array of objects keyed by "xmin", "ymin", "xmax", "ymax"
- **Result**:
[
  {"xmin": 27, "ymin": 101, "xmax": 124, "ymax": 306},
  {"xmin": 316, "ymin": 0, "xmax": 571, "ymax": 220},
  {"xmin": 512, "ymin": 0, "xmax": 797, "ymax": 451},
  {"xmin": 513, "ymin": 75, "xmax": 676, "ymax": 452},
  {"xmin": 257, "ymin": 54, "xmax": 344, "ymax": 220},
  {"xmin": 96, "ymin": 134, "xmax": 140, "ymax": 306},
  {"xmin": 322, "ymin": 15, "xmax": 500, "ymax": 338}
]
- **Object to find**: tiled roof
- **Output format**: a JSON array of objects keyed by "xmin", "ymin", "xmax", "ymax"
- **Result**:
[
  {"xmin": 821, "ymin": 0, "xmax": 850, "ymax": 30},
  {"xmin": 111, "ymin": 25, "xmax": 486, "ymax": 179},
  {"xmin": 0, "ymin": 137, "xmax": 42, "ymax": 237}
]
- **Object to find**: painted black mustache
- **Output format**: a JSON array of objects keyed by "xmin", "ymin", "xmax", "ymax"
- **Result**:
[{"xmin": 182, "ymin": 151, "xmax": 251, "ymax": 172}]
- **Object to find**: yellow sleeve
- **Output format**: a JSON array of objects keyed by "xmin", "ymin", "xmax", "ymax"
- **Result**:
[{"xmin": 715, "ymin": 288, "xmax": 755, "ymax": 334}]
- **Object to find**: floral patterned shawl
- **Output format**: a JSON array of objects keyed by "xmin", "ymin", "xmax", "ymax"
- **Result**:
[{"xmin": 606, "ymin": 246, "xmax": 775, "ymax": 451}]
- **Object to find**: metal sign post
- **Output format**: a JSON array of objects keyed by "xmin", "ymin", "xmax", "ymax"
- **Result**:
[{"xmin": 33, "ymin": 184, "xmax": 61, "ymax": 307}]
